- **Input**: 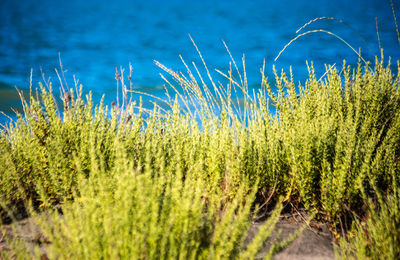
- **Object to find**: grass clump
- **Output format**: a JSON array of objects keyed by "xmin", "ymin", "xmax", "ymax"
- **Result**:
[
  {"xmin": 336, "ymin": 179, "xmax": 400, "ymax": 259},
  {"xmin": 0, "ymin": 84, "xmax": 118, "ymax": 216},
  {"xmin": 158, "ymin": 51, "xmax": 400, "ymax": 221},
  {"xmin": 263, "ymin": 58, "xmax": 400, "ymax": 220},
  {"xmin": 0, "ymin": 67, "xmax": 289, "ymax": 258},
  {"xmin": 33, "ymin": 150, "xmax": 283, "ymax": 259},
  {"xmin": 0, "ymin": 44, "xmax": 399, "ymax": 258}
]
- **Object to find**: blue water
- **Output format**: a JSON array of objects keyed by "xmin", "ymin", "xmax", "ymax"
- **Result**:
[{"xmin": 0, "ymin": 0, "xmax": 399, "ymax": 123}]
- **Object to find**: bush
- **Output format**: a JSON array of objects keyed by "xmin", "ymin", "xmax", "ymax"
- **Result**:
[{"xmin": 1, "ymin": 52, "xmax": 399, "ymax": 258}]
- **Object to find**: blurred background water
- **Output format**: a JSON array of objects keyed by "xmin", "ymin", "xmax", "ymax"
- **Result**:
[{"xmin": 0, "ymin": 0, "xmax": 399, "ymax": 123}]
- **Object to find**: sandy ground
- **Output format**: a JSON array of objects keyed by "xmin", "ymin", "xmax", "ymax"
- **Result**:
[
  {"xmin": 249, "ymin": 214, "xmax": 335, "ymax": 260},
  {"xmin": 0, "ymin": 216, "xmax": 50, "ymax": 259},
  {"xmin": 1, "ymin": 211, "xmax": 335, "ymax": 259}
]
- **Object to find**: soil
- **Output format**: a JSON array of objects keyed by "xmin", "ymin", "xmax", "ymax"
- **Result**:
[
  {"xmin": 249, "ymin": 212, "xmax": 335, "ymax": 260},
  {"xmin": 0, "ymin": 215, "xmax": 50, "ymax": 259}
]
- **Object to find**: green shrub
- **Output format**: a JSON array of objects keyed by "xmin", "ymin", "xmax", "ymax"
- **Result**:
[
  {"xmin": 261, "ymin": 59, "xmax": 400, "ymax": 219},
  {"xmin": 336, "ymin": 179, "xmax": 400, "ymax": 259},
  {"xmin": 1, "ymin": 47, "xmax": 399, "ymax": 258},
  {"xmin": 29, "ymin": 151, "xmax": 284, "ymax": 259},
  {"xmin": 0, "ymin": 84, "xmax": 119, "ymax": 213}
]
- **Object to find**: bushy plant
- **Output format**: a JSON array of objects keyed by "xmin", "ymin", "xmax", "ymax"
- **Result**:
[
  {"xmin": 336, "ymin": 177, "xmax": 400, "ymax": 259},
  {"xmin": 0, "ymin": 44, "xmax": 399, "ymax": 258},
  {"xmin": 0, "ymin": 84, "xmax": 119, "ymax": 215},
  {"xmin": 29, "ymin": 149, "xmax": 284, "ymax": 259},
  {"xmin": 262, "ymin": 59, "xmax": 400, "ymax": 219}
]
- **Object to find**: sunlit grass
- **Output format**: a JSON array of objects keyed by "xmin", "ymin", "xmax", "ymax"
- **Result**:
[{"xmin": 0, "ymin": 35, "xmax": 399, "ymax": 258}]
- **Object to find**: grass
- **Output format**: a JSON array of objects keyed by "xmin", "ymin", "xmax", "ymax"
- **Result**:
[
  {"xmin": 0, "ymin": 35, "xmax": 399, "ymax": 258},
  {"xmin": 336, "ymin": 182, "xmax": 400, "ymax": 259}
]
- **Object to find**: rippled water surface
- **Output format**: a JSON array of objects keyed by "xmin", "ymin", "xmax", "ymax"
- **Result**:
[{"xmin": 1, "ymin": 0, "xmax": 399, "ymax": 122}]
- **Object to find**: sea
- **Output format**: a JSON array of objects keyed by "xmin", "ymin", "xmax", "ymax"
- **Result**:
[{"xmin": 1, "ymin": 0, "xmax": 399, "ymax": 124}]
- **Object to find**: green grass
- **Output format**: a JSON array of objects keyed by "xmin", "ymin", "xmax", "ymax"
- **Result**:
[
  {"xmin": 0, "ymin": 47, "xmax": 399, "ymax": 258},
  {"xmin": 336, "ymin": 182, "xmax": 400, "ymax": 259}
]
